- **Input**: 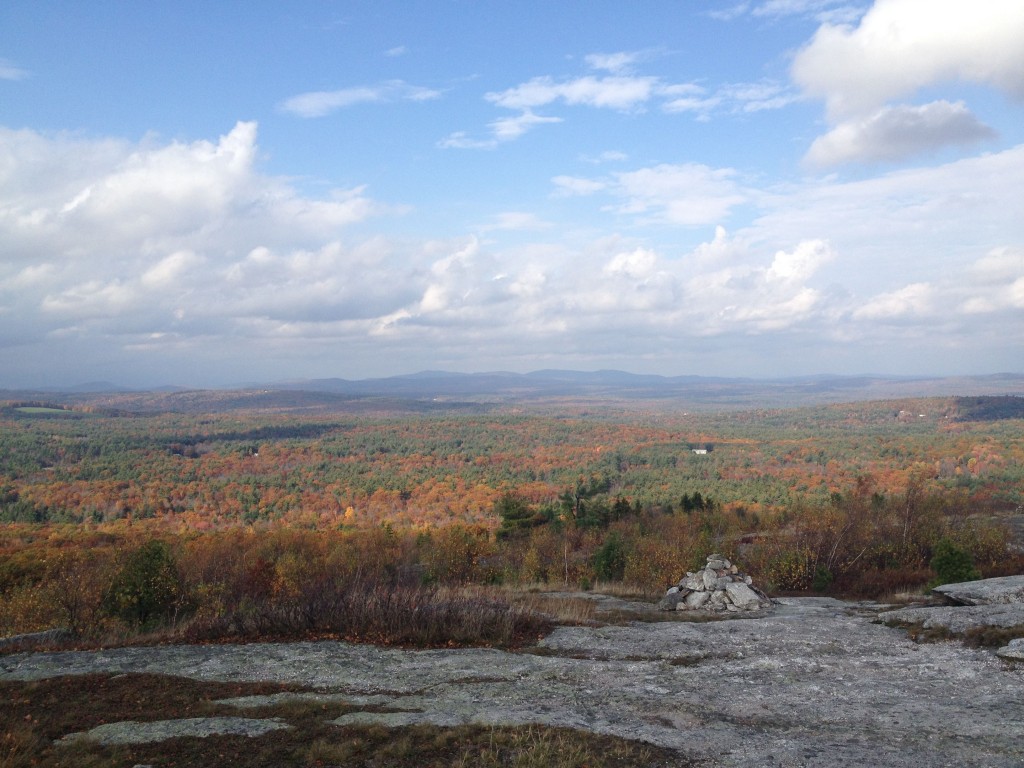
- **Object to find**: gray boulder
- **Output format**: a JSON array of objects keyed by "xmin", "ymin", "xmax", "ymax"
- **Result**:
[
  {"xmin": 725, "ymin": 581, "xmax": 765, "ymax": 611},
  {"xmin": 932, "ymin": 575, "xmax": 1024, "ymax": 606},
  {"xmin": 656, "ymin": 590, "xmax": 687, "ymax": 610},
  {"xmin": 683, "ymin": 590, "xmax": 710, "ymax": 610},
  {"xmin": 995, "ymin": 637, "xmax": 1024, "ymax": 661}
]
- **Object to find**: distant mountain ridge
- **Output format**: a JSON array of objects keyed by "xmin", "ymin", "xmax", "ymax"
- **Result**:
[
  {"xmin": 4, "ymin": 370, "xmax": 1023, "ymax": 413},
  {"xmin": 273, "ymin": 370, "xmax": 1024, "ymax": 401}
]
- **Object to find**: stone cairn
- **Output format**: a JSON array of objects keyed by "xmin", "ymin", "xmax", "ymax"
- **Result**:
[{"xmin": 658, "ymin": 553, "xmax": 772, "ymax": 612}]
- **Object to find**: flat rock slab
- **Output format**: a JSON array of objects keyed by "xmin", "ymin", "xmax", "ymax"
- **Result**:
[
  {"xmin": 3, "ymin": 598, "xmax": 1023, "ymax": 767},
  {"xmin": 60, "ymin": 717, "xmax": 292, "ymax": 746},
  {"xmin": 878, "ymin": 602, "xmax": 1024, "ymax": 634},
  {"xmin": 933, "ymin": 575, "xmax": 1024, "ymax": 605}
]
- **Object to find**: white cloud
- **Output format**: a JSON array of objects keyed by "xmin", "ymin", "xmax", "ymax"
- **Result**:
[
  {"xmin": 3, "ymin": 119, "xmax": 1021, "ymax": 384},
  {"xmin": 482, "ymin": 212, "xmax": 552, "ymax": 231},
  {"xmin": 710, "ymin": 1, "xmax": 865, "ymax": 23},
  {"xmin": 584, "ymin": 52, "xmax": 641, "ymax": 74},
  {"xmin": 486, "ymin": 75, "xmax": 659, "ymax": 112},
  {"xmin": 767, "ymin": 240, "xmax": 835, "ymax": 282},
  {"xmin": 852, "ymin": 282, "xmax": 935, "ymax": 319},
  {"xmin": 792, "ymin": 0, "xmax": 1024, "ymax": 120},
  {"xmin": 660, "ymin": 84, "xmax": 720, "ymax": 115},
  {"xmin": 551, "ymin": 175, "xmax": 608, "ymax": 196},
  {"xmin": 720, "ymin": 81, "xmax": 800, "ymax": 113},
  {"xmin": 0, "ymin": 58, "xmax": 29, "ymax": 80},
  {"xmin": 805, "ymin": 100, "xmax": 997, "ymax": 166},
  {"xmin": 140, "ymin": 250, "xmax": 203, "ymax": 289},
  {"xmin": 708, "ymin": 3, "xmax": 752, "ymax": 21},
  {"xmin": 580, "ymin": 150, "xmax": 628, "ymax": 164},
  {"xmin": 603, "ymin": 247, "xmax": 658, "ymax": 279},
  {"xmin": 753, "ymin": 0, "xmax": 865, "ymax": 21},
  {"xmin": 280, "ymin": 80, "xmax": 441, "ymax": 118},
  {"xmin": 554, "ymin": 164, "xmax": 747, "ymax": 226},
  {"xmin": 0, "ymin": 122, "xmax": 397, "ymax": 349},
  {"xmin": 970, "ymin": 247, "xmax": 1024, "ymax": 285},
  {"xmin": 662, "ymin": 80, "xmax": 797, "ymax": 117},
  {"xmin": 384, "ymin": 46, "xmax": 407, "ymax": 57},
  {"xmin": 489, "ymin": 110, "xmax": 563, "ymax": 141},
  {"xmin": 439, "ymin": 110, "xmax": 563, "ymax": 148},
  {"xmin": 437, "ymin": 131, "xmax": 497, "ymax": 150},
  {"xmin": 608, "ymin": 164, "xmax": 747, "ymax": 225}
]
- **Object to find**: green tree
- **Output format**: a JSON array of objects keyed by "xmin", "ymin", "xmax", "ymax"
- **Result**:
[
  {"xmin": 592, "ymin": 533, "xmax": 627, "ymax": 582},
  {"xmin": 929, "ymin": 538, "xmax": 980, "ymax": 587},
  {"xmin": 103, "ymin": 540, "xmax": 186, "ymax": 629},
  {"xmin": 495, "ymin": 492, "xmax": 547, "ymax": 538}
]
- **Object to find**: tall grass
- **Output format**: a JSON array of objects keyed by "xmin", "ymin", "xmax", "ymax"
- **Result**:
[{"xmin": 180, "ymin": 577, "xmax": 553, "ymax": 648}]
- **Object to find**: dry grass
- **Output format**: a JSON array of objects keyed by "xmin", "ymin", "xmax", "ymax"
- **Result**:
[
  {"xmin": 175, "ymin": 579, "xmax": 554, "ymax": 649},
  {"xmin": 509, "ymin": 593, "xmax": 598, "ymax": 625},
  {"xmin": 881, "ymin": 619, "xmax": 1024, "ymax": 649},
  {"xmin": 1, "ymin": 672, "xmax": 699, "ymax": 768}
]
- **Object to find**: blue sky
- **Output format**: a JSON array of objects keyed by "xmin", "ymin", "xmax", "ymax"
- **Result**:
[{"xmin": 2, "ymin": 0, "xmax": 1023, "ymax": 388}]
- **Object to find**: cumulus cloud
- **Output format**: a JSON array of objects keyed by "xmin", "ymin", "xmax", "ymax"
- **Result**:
[
  {"xmin": 0, "ymin": 122, "xmax": 398, "ymax": 356},
  {"xmin": 792, "ymin": 0, "xmax": 1024, "ymax": 120},
  {"xmin": 2, "ymin": 121, "xmax": 1021, "ymax": 385},
  {"xmin": 791, "ymin": 0, "xmax": 1024, "ymax": 167},
  {"xmin": 805, "ymin": 100, "xmax": 997, "ymax": 166},
  {"xmin": 852, "ymin": 282, "xmax": 936, "ymax": 320},
  {"xmin": 960, "ymin": 247, "xmax": 1024, "ymax": 313},
  {"xmin": 280, "ymin": 80, "xmax": 441, "ymax": 117}
]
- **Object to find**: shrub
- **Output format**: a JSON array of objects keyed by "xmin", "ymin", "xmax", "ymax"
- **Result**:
[
  {"xmin": 103, "ymin": 539, "xmax": 187, "ymax": 629},
  {"xmin": 765, "ymin": 549, "xmax": 815, "ymax": 591},
  {"xmin": 592, "ymin": 533, "xmax": 627, "ymax": 582},
  {"xmin": 929, "ymin": 537, "xmax": 980, "ymax": 587},
  {"xmin": 812, "ymin": 565, "xmax": 834, "ymax": 593}
]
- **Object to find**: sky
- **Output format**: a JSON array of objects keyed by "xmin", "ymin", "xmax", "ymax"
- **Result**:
[{"xmin": 1, "ymin": 0, "xmax": 1023, "ymax": 388}]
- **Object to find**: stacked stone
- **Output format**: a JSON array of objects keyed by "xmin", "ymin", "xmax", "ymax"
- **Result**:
[{"xmin": 658, "ymin": 554, "xmax": 772, "ymax": 612}]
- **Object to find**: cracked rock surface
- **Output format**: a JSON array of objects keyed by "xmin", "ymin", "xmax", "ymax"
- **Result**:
[{"xmin": 3, "ymin": 597, "xmax": 1022, "ymax": 767}]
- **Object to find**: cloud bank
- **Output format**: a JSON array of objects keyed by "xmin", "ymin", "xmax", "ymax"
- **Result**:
[{"xmin": 1, "ymin": 122, "xmax": 1021, "ymax": 385}]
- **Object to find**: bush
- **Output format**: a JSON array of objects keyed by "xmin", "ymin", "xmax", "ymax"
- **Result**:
[
  {"xmin": 103, "ymin": 540, "xmax": 187, "ymax": 629},
  {"xmin": 592, "ymin": 533, "xmax": 627, "ymax": 582},
  {"xmin": 812, "ymin": 565, "xmax": 834, "ymax": 592},
  {"xmin": 929, "ymin": 538, "xmax": 981, "ymax": 587}
]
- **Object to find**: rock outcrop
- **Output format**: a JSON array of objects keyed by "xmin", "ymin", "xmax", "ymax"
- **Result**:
[
  {"xmin": 880, "ymin": 576, "xmax": 1024, "ymax": 643},
  {"xmin": 658, "ymin": 554, "xmax": 772, "ymax": 612},
  {"xmin": 879, "ymin": 602, "xmax": 1024, "ymax": 634},
  {"xmin": 932, "ymin": 575, "xmax": 1024, "ymax": 606}
]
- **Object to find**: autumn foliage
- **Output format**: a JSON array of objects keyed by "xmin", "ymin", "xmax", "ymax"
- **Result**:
[{"xmin": 1, "ymin": 395, "xmax": 1022, "ymax": 645}]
